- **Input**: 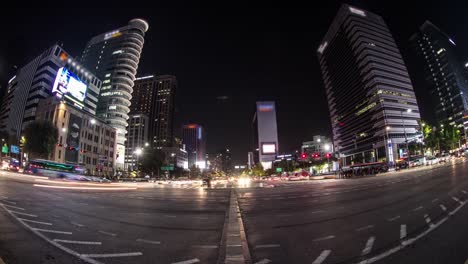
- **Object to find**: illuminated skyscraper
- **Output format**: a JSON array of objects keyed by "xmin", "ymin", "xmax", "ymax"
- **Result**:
[
  {"xmin": 181, "ymin": 124, "xmax": 206, "ymax": 168},
  {"xmin": 81, "ymin": 18, "xmax": 149, "ymax": 169},
  {"xmin": 252, "ymin": 101, "xmax": 279, "ymax": 169},
  {"xmin": 317, "ymin": 4, "xmax": 421, "ymax": 166}
]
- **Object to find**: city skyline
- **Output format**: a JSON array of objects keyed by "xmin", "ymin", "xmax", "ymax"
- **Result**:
[{"xmin": 1, "ymin": 2, "xmax": 468, "ymax": 164}]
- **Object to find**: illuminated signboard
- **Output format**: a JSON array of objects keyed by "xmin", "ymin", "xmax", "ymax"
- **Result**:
[
  {"xmin": 258, "ymin": 104, "xmax": 274, "ymax": 112},
  {"xmin": 52, "ymin": 67, "xmax": 87, "ymax": 102},
  {"xmin": 261, "ymin": 143, "xmax": 277, "ymax": 154}
]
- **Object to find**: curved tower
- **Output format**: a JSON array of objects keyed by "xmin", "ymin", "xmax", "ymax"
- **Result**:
[{"xmin": 81, "ymin": 18, "xmax": 149, "ymax": 169}]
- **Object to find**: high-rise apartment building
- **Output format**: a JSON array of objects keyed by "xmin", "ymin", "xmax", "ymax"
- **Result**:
[
  {"xmin": 409, "ymin": 21, "xmax": 468, "ymax": 137},
  {"xmin": 317, "ymin": 4, "xmax": 421, "ymax": 166},
  {"xmin": 80, "ymin": 18, "xmax": 149, "ymax": 169},
  {"xmin": 181, "ymin": 124, "xmax": 206, "ymax": 168},
  {"xmin": 0, "ymin": 44, "xmax": 101, "ymax": 139}
]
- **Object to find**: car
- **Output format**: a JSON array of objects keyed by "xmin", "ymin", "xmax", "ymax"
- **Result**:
[{"xmin": 425, "ymin": 156, "xmax": 439, "ymax": 165}]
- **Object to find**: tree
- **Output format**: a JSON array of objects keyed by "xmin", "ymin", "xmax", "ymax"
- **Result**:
[
  {"xmin": 24, "ymin": 121, "xmax": 58, "ymax": 159},
  {"xmin": 251, "ymin": 163, "xmax": 265, "ymax": 176},
  {"xmin": 139, "ymin": 148, "xmax": 165, "ymax": 175}
]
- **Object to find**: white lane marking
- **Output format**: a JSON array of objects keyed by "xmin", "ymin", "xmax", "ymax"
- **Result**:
[
  {"xmin": 32, "ymin": 228, "xmax": 72, "ymax": 235},
  {"xmin": 18, "ymin": 218, "xmax": 52, "ymax": 226},
  {"xmin": 98, "ymin": 230, "xmax": 116, "ymax": 237},
  {"xmin": 0, "ymin": 203, "xmax": 24, "ymax": 210},
  {"xmin": 8, "ymin": 210, "xmax": 37, "ymax": 217},
  {"xmin": 424, "ymin": 214, "xmax": 434, "ymax": 227},
  {"xmin": 0, "ymin": 204, "xmax": 103, "ymax": 264},
  {"xmin": 440, "ymin": 204, "xmax": 447, "ymax": 211},
  {"xmin": 191, "ymin": 245, "xmax": 218, "ymax": 249},
  {"xmin": 412, "ymin": 206, "xmax": 423, "ymax": 211},
  {"xmin": 71, "ymin": 222, "xmax": 84, "ymax": 227},
  {"xmin": 136, "ymin": 238, "xmax": 161, "ymax": 245},
  {"xmin": 431, "ymin": 198, "xmax": 439, "ymax": 203},
  {"xmin": 0, "ymin": 195, "xmax": 8, "ymax": 199},
  {"xmin": 356, "ymin": 225, "xmax": 374, "ymax": 232},
  {"xmin": 54, "ymin": 239, "xmax": 101, "ymax": 245},
  {"xmin": 313, "ymin": 235, "xmax": 335, "ymax": 242},
  {"xmin": 80, "ymin": 252, "xmax": 142, "ymax": 258},
  {"xmin": 400, "ymin": 225, "xmax": 407, "ymax": 239},
  {"xmin": 452, "ymin": 196, "xmax": 462, "ymax": 204},
  {"xmin": 449, "ymin": 201, "xmax": 466, "ymax": 215},
  {"xmin": 227, "ymin": 244, "xmax": 242, "ymax": 247},
  {"xmin": 387, "ymin": 215, "xmax": 400, "ymax": 222},
  {"xmin": 462, "ymin": 190, "xmax": 467, "ymax": 194},
  {"xmin": 312, "ymin": 250, "xmax": 332, "ymax": 264},
  {"xmin": 255, "ymin": 244, "xmax": 280, "ymax": 249},
  {"xmin": 0, "ymin": 199, "xmax": 16, "ymax": 205},
  {"xmin": 171, "ymin": 258, "xmax": 200, "ymax": 264},
  {"xmin": 163, "ymin": 215, "xmax": 177, "ymax": 218},
  {"xmin": 361, "ymin": 236, "xmax": 375, "ymax": 255},
  {"xmin": 254, "ymin": 259, "xmax": 272, "ymax": 264}
]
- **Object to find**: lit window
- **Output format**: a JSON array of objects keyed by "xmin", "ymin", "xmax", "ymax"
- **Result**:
[{"xmin": 103, "ymin": 80, "xmax": 110, "ymax": 84}]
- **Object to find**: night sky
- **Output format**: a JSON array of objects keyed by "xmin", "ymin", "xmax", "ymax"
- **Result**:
[{"xmin": 1, "ymin": 2, "xmax": 467, "ymax": 164}]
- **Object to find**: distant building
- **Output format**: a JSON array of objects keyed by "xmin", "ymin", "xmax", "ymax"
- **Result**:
[
  {"xmin": 247, "ymin": 151, "xmax": 254, "ymax": 170},
  {"xmin": 0, "ymin": 44, "xmax": 101, "ymax": 139},
  {"xmin": 181, "ymin": 124, "xmax": 206, "ymax": 168},
  {"xmin": 124, "ymin": 114, "xmax": 149, "ymax": 171},
  {"xmin": 301, "ymin": 135, "xmax": 334, "ymax": 158},
  {"xmin": 252, "ymin": 101, "xmax": 279, "ymax": 169},
  {"xmin": 317, "ymin": 4, "xmax": 421, "ymax": 166},
  {"xmin": 161, "ymin": 146, "xmax": 188, "ymax": 170},
  {"xmin": 409, "ymin": 21, "xmax": 468, "ymax": 138},
  {"xmin": 80, "ymin": 18, "xmax": 149, "ymax": 169},
  {"xmin": 36, "ymin": 97, "xmax": 117, "ymax": 176},
  {"xmin": 212, "ymin": 148, "xmax": 232, "ymax": 174}
]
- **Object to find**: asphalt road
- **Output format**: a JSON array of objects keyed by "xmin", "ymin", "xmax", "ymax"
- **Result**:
[{"xmin": 0, "ymin": 159, "xmax": 467, "ymax": 264}]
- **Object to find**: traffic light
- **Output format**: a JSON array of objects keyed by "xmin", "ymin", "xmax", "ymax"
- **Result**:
[
  {"xmin": 301, "ymin": 153, "xmax": 307, "ymax": 159},
  {"xmin": 325, "ymin": 153, "xmax": 332, "ymax": 158}
]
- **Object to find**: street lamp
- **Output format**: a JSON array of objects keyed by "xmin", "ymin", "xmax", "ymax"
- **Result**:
[
  {"xmin": 90, "ymin": 119, "xmax": 96, "ymax": 125},
  {"xmin": 62, "ymin": 128, "xmax": 67, "ymax": 132},
  {"xmin": 145, "ymin": 142, "xmax": 149, "ymax": 147}
]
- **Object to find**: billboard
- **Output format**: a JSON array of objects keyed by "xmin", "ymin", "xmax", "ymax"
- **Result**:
[
  {"xmin": 52, "ymin": 67, "xmax": 87, "ymax": 102},
  {"xmin": 261, "ymin": 142, "xmax": 277, "ymax": 154}
]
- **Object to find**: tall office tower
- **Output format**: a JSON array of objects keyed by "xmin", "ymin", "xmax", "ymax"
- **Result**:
[
  {"xmin": 80, "ymin": 18, "xmax": 149, "ymax": 169},
  {"xmin": 252, "ymin": 101, "xmax": 279, "ymax": 169},
  {"xmin": 181, "ymin": 124, "xmax": 206, "ymax": 168},
  {"xmin": 317, "ymin": 4, "xmax": 421, "ymax": 166},
  {"xmin": 409, "ymin": 21, "xmax": 468, "ymax": 138},
  {"xmin": 0, "ymin": 44, "xmax": 101, "ymax": 139},
  {"xmin": 130, "ymin": 75, "xmax": 176, "ymax": 148},
  {"xmin": 153, "ymin": 75, "xmax": 177, "ymax": 147}
]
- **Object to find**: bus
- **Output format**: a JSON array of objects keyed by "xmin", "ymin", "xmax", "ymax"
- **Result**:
[{"xmin": 24, "ymin": 159, "xmax": 86, "ymax": 179}]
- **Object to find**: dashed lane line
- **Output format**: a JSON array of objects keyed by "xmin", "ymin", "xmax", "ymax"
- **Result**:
[
  {"xmin": 98, "ymin": 230, "xmax": 116, "ymax": 237},
  {"xmin": 356, "ymin": 225, "xmax": 374, "ymax": 232},
  {"xmin": 71, "ymin": 222, "xmax": 84, "ymax": 227},
  {"xmin": 312, "ymin": 250, "xmax": 332, "ymax": 264},
  {"xmin": 191, "ymin": 245, "xmax": 218, "ymax": 249},
  {"xmin": 171, "ymin": 258, "xmax": 200, "ymax": 264},
  {"xmin": 18, "ymin": 218, "xmax": 52, "ymax": 226},
  {"xmin": 254, "ymin": 244, "xmax": 280, "ymax": 249},
  {"xmin": 54, "ymin": 239, "xmax": 102, "ymax": 245},
  {"xmin": 0, "ymin": 203, "xmax": 24, "ymax": 210},
  {"xmin": 254, "ymin": 259, "xmax": 272, "ymax": 264},
  {"xmin": 431, "ymin": 198, "xmax": 439, "ymax": 203},
  {"xmin": 80, "ymin": 252, "xmax": 142, "ymax": 258},
  {"xmin": 0, "ymin": 199, "xmax": 16, "ymax": 205},
  {"xmin": 313, "ymin": 235, "xmax": 335, "ymax": 242},
  {"xmin": 136, "ymin": 238, "xmax": 161, "ymax": 245},
  {"xmin": 412, "ymin": 206, "xmax": 423, "ymax": 212},
  {"xmin": 32, "ymin": 228, "xmax": 72, "ymax": 235},
  {"xmin": 440, "ymin": 204, "xmax": 447, "ymax": 211},
  {"xmin": 8, "ymin": 210, "xmax": 37, "ymax": 217},
  {"xmin": 452, "ymin": 196, "xmax": 462, "ymax": 204},
  {"xmin": 462, "ymin": 190, "xmax": 467, "ymax": 194},
  {"xmin": 400, "ymin": 225, "xmax": 407, "ymax": 239},
  {"xmin": 387, "ymin": 215, "xmax": 400, "ymax": 222},
  {"xmin": 361, "ymin": 236, "xmax": 375, "ymax": 256}
]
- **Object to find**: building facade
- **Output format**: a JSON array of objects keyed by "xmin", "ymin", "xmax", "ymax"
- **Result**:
[
  {"xmin": 301, "ymin": 135, "xmax": 334, "ymax": 158},
  {"xmin": 317, "ymin": 4, "xmax": 422, "ymax": 166},
  {"xmin": 409, "ymin": 21, "xmax": 468, "ymax": 138},
  {"xmin": 36, "ymin": 97, "xmax": 117, "ymax": 176},
  {"xmin": 212, "ymin": 148, "xmax": 232, "ymax": 174},
  {"xmin": 124, "ymin": 114, "xmax": 149, "ymax": 170},
  {"xmin": 181, "ymin": 124, "xmax": 206, "ymax": 168},
  {"xmin": 80, "ymin": 18, "xmax": 149, "ymax": 169},
  {"xmin": 161, "ymin": 146, "xmax": 188, "ymax": 170},
  {"xmin": 0, "ymin": 44, "xmax": 101, "ymax": 139},
  {"xmin": 252, "ymin": 101, "xmax": 279, "ymax": 169}
]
